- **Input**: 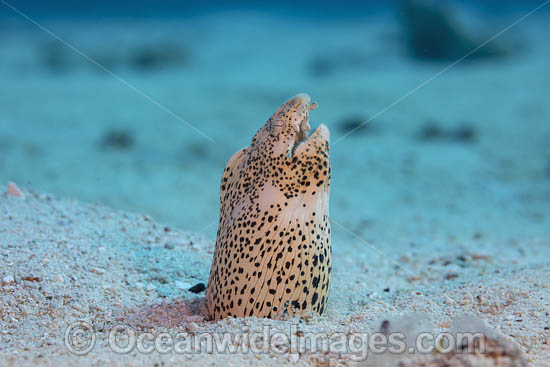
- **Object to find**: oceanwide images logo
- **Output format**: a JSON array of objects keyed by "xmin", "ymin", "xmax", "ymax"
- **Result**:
[{"xmin": 64, "ymin": 321, "xmax": 487, "ymax": 361}]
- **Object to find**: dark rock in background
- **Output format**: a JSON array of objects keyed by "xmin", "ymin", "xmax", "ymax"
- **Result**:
[
  {"xmin": 337, "ymin": 115, "xmax": 377, "ymax": 136},
  {"xmin": 307, "ymin": 50, "xmax": 379, "ymax": 78},
  {"xmin": 396, "ymin": 0, "xmax": 507, "ymax": 61},
  {"xmin": 418, "ymin": 123, "xmax": 444, "ymax": 140},
  {"xmin": 41, "ymin": 39, "xmax": 188, "ymax": 73},
  {"xmin": 99, "ymin": 129, "xmax": 134, "ymax": 150},
  {"xmin": 308, "ymin": 56, "xmax": 336, "ymax": 78},
  {"xmin": 129, "ymin": 44, "xmax": 188, "ymax": 71},
  {"xmin": 453, "ymin": 124, "xmax": 477, "ymax": 142},
  {"xmin": 418, "ymin": 122, "xmax": 477, "ymax": 143},
  {"xmin": 42, "ymin": 41, "xmax": 73, "ymax": 73}
]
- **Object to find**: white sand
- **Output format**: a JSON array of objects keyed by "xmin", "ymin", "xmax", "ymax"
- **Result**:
[{"xmin": 1, "ymin": 187, "xmax": 549, "ymax": 366}]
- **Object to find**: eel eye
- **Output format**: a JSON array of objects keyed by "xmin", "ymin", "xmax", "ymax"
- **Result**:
[{"xmin": 271, "ymin": 121, "xmax": 285, "ymax": 135}]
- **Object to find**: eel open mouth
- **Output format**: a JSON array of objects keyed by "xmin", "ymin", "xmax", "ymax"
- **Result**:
[{"xmin": 290, "ymin": 96, "xmax": 318, "ymax": 157}]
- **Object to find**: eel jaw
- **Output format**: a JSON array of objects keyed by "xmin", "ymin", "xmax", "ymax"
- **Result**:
[
  {"xmin": 289, "ymin": 98, "xmax": 318, "ymax": 157},
  {"xmin": 292, "ymin": 123, "xmax": 330, "ymax": 158}
]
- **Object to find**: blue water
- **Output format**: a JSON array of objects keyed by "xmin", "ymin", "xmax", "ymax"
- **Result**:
[
  {"xmin": 1, "ymin": 0, "xmax": 548, "ymax": 19},
  {"xmin": 0, "ymin": 0, "xmax": 548, "ymax": 244}
]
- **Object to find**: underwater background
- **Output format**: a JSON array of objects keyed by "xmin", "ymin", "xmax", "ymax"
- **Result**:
[
  {"xmin": 1, "ymin": 0, "xmax": 548, "ymax": 242},
  {"xmin": 1, "ymin": 1, "xmax": 550, "ymax": 365}
]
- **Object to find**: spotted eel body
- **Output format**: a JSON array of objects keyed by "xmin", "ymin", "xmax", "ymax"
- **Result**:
[{"xmin": 206, "ymin": 93, "xmax": 331, "ymax": 320}]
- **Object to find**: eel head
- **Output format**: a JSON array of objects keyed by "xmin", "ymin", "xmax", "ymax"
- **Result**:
[
  {"xmin": 248, "ymin": 93, "xmax": 330, "ymax": 198},
  {"xmin": 251, "ymin": 93, "xmax": 330, "ymax": 161}
]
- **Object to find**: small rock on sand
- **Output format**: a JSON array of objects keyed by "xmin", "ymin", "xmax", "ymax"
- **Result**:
[
  {"xmin": 2, "ymin": 275, "xmax": 15, "ymax": 284},
  {"xmin": 7, "ymin": 182, "xmax": 25, "ymax": 198}
]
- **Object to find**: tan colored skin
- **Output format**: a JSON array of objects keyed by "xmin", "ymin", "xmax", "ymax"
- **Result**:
[{"xmin": 206, "ymin": 94, "xmax": 331, "ymax": 320}]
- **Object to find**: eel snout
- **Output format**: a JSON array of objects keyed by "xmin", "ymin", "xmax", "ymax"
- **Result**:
[{"xmin": 288, "ymin": 94, "xmax": 326, "ymax": 156}]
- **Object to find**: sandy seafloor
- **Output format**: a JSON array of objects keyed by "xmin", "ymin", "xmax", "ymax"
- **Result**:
[{"xmin": 0, "ymin": 7, "xmax": 549, "ymax": 367}]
